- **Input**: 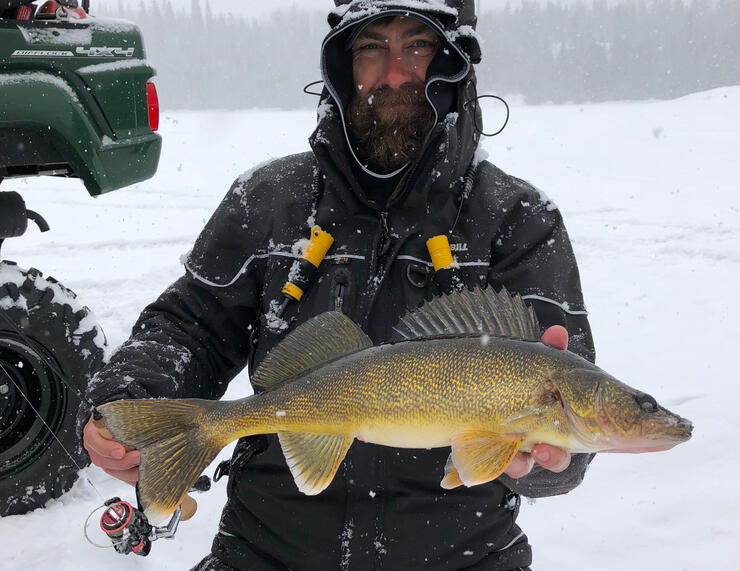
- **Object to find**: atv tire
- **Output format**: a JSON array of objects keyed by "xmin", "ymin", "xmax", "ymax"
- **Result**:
[{"xmin": 0, "ymin": 261, "xmax": 106, "ymax": 516}]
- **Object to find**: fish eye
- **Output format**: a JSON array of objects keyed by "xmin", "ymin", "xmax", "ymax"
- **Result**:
[{"xmin": 635, "ymin": 393, "xmax": 658, "ymax": 413}]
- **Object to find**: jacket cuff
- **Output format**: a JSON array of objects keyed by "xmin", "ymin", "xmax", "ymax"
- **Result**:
[
  {"xmin": 498, "ymin": 452, "xmax": 595, "ymax": 498},
  {"xmin": 75, "ymin": 381, "xmax": 155, "ymax": 449}
]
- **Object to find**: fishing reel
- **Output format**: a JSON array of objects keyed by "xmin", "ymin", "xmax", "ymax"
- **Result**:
[
  {"xmin": 98, "ymin": 497, "xmax": 181, "ymax": 556},
  {"xmin": 90, "ymin": 474, "xmax": 210, "ymax": 556}
]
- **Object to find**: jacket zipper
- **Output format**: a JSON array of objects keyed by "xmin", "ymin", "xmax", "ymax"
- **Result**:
[
  {"xmin": 334, "ymin": 283, "xmax": 345, "ymax": 312},
  {"xmin": 373, "ymin": 211, "xmax": 391, "ymax": 278}
]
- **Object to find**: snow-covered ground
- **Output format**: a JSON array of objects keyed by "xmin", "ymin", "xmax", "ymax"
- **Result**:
[{"xmin": 1, "ymin": 87, "xmax": 738, "ymax": 570}]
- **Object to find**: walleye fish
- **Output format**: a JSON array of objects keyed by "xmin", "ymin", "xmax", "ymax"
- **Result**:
[{"xmin": 99, "ymin": 287, "xmax": 692, "ymax": 524}]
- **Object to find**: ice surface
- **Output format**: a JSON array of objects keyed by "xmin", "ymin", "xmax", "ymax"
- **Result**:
[{"xmin": 0, "ymin": 88, "xmax": 738, "ymax": 570}]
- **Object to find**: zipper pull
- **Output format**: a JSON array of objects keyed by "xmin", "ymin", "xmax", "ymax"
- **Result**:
[
  {"xmin": 377, "ymin": 212, "xmax": 392, "ymax": 258},
  {"xmin": 334, "ymin": 283, "xmax": 345, "ymax": 312},
  {"xmin": 426, "ymin": 235, "xmax": 463, "ymax": 293},
  {"xmin": 278, "ymin": 226, "xmax": 334, "ymax": 317},
  {"xmin": 380, "ymin": 211, "xmax": 389, "ymax": 235}
]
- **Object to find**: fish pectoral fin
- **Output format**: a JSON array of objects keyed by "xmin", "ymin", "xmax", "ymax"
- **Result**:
[
  {"xmin": 450, "ymin": 430, "xmax": 523, "ymax": 487},
  {"xmin": 278, "ymin": 431, "xmax": 353, "ymax": 496},
  {"xmin": 532, "ymin": 380, "xmax": 564, "ymax": 409},
  {"xmin": 441, "ymin": 453, "xmax": 463, "ymax": 489},
  {"xmin": 499, "ymin": 381, "xmax": 564, "ymax": 432}
]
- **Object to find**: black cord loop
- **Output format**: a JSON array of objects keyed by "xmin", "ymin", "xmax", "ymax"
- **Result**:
[
  {"xmin": 465, "ymin": 94, "xmax": 510, "ymax": 137},
  {"xmin": 303, "ymin": 80, "xmax": 324, "ymax": 97}
]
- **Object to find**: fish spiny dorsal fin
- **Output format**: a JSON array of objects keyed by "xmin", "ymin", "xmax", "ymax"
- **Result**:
[
  {"xmin": 252, "ymin": 311, "xmax": 373, "ymax": 390},
  {"xmin": 392, "ymin": 287, "xmax": 540, "ymax": 342}
]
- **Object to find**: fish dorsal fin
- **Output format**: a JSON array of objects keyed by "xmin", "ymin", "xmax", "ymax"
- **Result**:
[
  {"xmin": 392, "ymin": 287, "xmax": 540, "ymax": 342},
  {"xmin": 253, "ymin": 311, "xmax": 373, "ymax": 390},
  {"xmin": 278, "ymin": 431, "xmax": 353, "ymax": 495}
]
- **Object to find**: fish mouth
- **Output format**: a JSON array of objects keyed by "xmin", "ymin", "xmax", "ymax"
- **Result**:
[
  {"xmin": 602, "ymin": 443, "xmax": 682, "ymax": 453},
  {"xmin": 602, "ymin": 422, "xmax": 692, "ymax": 453},
  {"xmin": 596, "ymin": 386, "xmax": 694, "ymax": 452}
]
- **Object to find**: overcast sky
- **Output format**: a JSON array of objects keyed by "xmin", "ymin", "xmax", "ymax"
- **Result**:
[{"xmin": 92, "ymin": 0, "xmax": 601, "ymax": 21}]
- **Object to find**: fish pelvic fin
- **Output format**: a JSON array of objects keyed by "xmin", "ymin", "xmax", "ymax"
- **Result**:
[
  {"xmin": 277, "ymin": 431, "xmax": 353, "ymax": 495},
  {"xmin": 449, "ymin": 430, "xmax": 523, "ymax": 487},
  {"xmin": 391, "ymin": 286, "xmax": 540, "ymax": 343},
  {"xmin": 98, "ymin": 398, "xmax": 235, "ymax": 524},
  {"xmin": 441, "ymin": 453, "xmax": 463, "ymax": 489},
  {"xmin": 252, "ymin": 312, "xmax": 373, "ymax": 391}
]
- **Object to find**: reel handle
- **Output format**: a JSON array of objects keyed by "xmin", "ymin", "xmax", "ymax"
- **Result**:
[{"xmin": 92, "ymin": 416, "xmax": 198, "ymax": 521}]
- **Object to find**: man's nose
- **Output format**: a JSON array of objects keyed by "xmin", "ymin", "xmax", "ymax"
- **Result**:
[{"xmin": 381, "ymin": 53, "xmax": 415, "ymax": 89}]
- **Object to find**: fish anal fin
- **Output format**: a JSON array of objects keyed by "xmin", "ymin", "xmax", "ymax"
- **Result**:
[
  {"xmin": 278, "ymin": 431, "xmax": 353, "ymax": 495},
  {"xmin": 441, "ymin": 453, "xmax": 463, "ymax": 489},
  {"xmin": 450, "ymin": 430, "xmax": 523, "ymax": 487}
]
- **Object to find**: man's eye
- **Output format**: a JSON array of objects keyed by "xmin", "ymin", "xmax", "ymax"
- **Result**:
[
  {"xmin": 408, "ymin": 39, "xmax": 438, "ymax": 55},
  {"xmin": 357, "ymin": 43, "xmax": 381, "ymax": 51}
]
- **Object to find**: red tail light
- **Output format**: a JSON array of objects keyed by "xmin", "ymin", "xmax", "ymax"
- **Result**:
[
  {"xmin": 17, "ymin": 5, "xmax": 34, "ymax": 20},
  {"xmin": 146, "ymin": 82, "xmax": 159, "ymax": 132}
]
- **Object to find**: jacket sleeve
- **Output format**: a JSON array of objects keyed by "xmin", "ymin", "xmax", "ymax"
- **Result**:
[
  {"xmin": 77, "ymin": 169, "xmax": 275, "ymax": 433},
  {"xmin": 487, "ymin": 174, "xmax": 596, "ymax": 498}
]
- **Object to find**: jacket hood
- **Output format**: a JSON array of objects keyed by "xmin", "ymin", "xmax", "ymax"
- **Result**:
[
  {"xmin": 313, "ymin": 0, "xmax": 483, "ymax": 210},
  {"xmin": 328, "ymin": 1, "xmax": 481, "ymax": 64}
]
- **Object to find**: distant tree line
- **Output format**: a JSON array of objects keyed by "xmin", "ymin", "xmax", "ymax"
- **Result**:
[{"xmin": 101, "ymin": 0, "xmax": 739, "ymax": 109}]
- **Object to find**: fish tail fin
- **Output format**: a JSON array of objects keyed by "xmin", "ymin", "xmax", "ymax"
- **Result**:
[{"xmin": 98, "ymin": 398, "xmax": 237, "ymax": 524}]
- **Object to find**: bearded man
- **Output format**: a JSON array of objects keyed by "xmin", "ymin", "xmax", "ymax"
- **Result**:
[{"xmin": 81, "ymin": 1, "xmax": 595, "ymax": 569}]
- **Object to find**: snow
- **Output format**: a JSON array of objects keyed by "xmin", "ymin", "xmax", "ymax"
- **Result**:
[
  {"xmin": 77, "ymin": 60, "xmax": 150, "ymax": 74},
  {"xmin": 0, "ymin": 87, "xmax": 739, "ymax": 570},
  {"xmin": 330, "ymin": 0, "xmax": 459, "ymax": 26},
  {"xmin": 18, "ymin": 26, "xmax": 92, "ymax": 46}
]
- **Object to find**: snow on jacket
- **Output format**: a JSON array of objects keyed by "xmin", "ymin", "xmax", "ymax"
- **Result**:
[{"xmin": 81, "ymin": 1, "xmax": 595, "ymax": 569}]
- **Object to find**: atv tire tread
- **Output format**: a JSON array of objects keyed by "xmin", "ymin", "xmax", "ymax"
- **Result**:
[{"xmin": 0, "ymin": 261, "xmax": 106, "ymax": 516}]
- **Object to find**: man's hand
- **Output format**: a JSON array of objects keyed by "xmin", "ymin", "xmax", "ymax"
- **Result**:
[
  {"xmin": 83, "ymin": 413, "xmax": 140, "ymax": 487},
  {"xmin": 503, "ymin": 325, "xmax": 571, "ymax": 479}
]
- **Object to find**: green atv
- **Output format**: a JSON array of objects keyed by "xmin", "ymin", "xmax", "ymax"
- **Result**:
[{"xmin": 0, "ymin": 0, "xmax": 161, "ymax": 516}]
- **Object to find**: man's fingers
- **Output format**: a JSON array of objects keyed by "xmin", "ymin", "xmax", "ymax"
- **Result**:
[
  {"xmin": 83, "ymin": 419, "xmax": 126, "ymax": 460},
  {"xmin": 540, "ymin": 325, "xmax": 568, "ymax": 350},
  {"xmin": 502, "ymin": 446, "xmax": 572, "ymax": 480},
  {"xmin": 531, "ymin": 444, "xmax": 571, "ymax": 473},
  {"xmin": 88, "ymin": 448, "xmax": 141, "ymax": 471},
  {"xmin": 503, "ymin": 452, "xmax": 534, "ymax": 479}
]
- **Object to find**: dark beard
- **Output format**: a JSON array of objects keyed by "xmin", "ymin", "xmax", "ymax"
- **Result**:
[{"xmin": 347, "ymin": 84, "xmax": 435, "ymax": 173}]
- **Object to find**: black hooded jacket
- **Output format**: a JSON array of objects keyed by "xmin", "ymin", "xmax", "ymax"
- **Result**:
[{"xmin": 81, "ymin": 2, "xmax": 595, "ymax": 569}]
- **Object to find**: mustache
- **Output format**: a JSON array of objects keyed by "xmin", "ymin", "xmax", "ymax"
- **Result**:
[{"xmin": 354, "ymin": 84, "xmax": 428, "ymax": 113}]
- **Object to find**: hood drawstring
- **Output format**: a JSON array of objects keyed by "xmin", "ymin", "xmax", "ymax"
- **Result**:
[
  {"xmin": 303, "ymin": 80, "xmax": 324, "ymax": 97},
  {"xmin": 465, "ymin": 91, "xmax": 511, "ymax": 138}
]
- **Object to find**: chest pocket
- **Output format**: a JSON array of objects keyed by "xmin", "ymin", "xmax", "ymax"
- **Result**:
[{"xmin": 252, "ymin": 253, "xmax": 366, "ymax": 369}]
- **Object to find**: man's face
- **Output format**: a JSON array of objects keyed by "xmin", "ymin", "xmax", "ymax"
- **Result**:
[
  {"xmin": 347, "ymin": 16, "xmax": 440, "ymax": 173},
  {"xmin": 351, "ymin": 15, "xmax": 439, "ymax": 106}
]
